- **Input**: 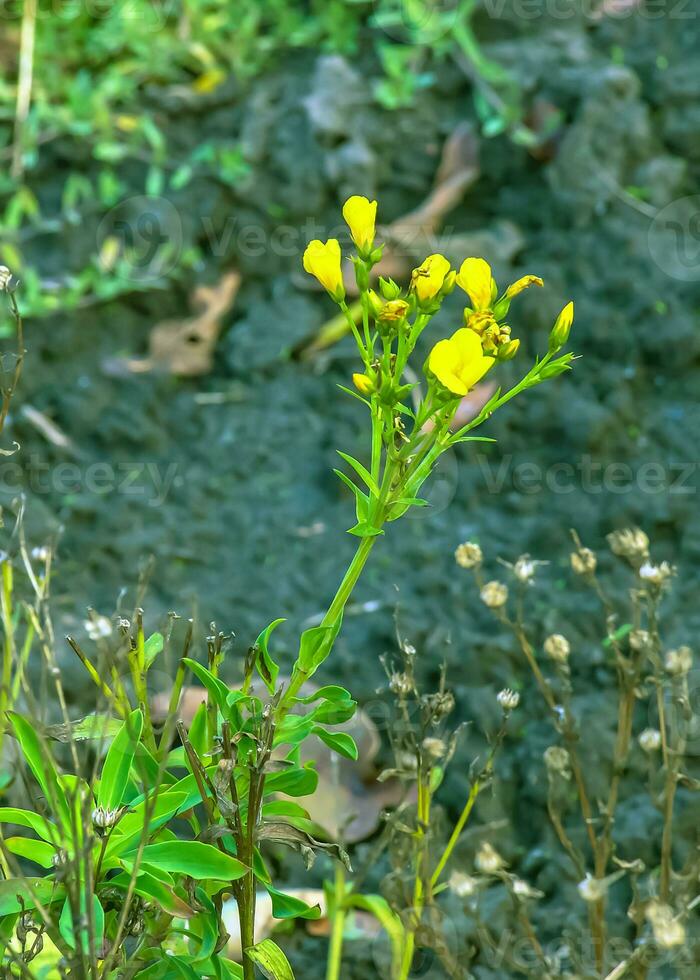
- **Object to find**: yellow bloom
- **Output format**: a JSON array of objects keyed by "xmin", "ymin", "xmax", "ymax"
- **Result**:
[
  {"xmin": 411, "ymin": 254, "xmax": 451, "ymax": 303},
  {"xmin": 464, "ymin": 310, "xmax": 497, "ymax": 335},
  {"xmin": 456, "ymin": 257, "xmax": 495, "ymax": 310},
  {"xmin": 505, "ymin": 275, "xmax": 543, "ymax": 299},
  {"xmin": 378, "ymin": 299, "xmax": 409, "ymax": 323},
  {"xmin": 343, "ymin": 196, "xmax": 377, "ymax": 253},
  {"xmin": 428, "ymin": 328, "xmax": 495, "ymax": 396},
  {"xmin": 303, "ymin": 239, "xmax": 345, "ymax": 301},
  {"xmin": 550, "ymin": 300, "xmax": 574, "ymax": 349},
  {"xmin": 352, "ymin": 372, "xmax": 375, "ymax": 396}
]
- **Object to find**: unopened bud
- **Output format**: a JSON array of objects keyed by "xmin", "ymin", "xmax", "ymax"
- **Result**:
[
  {"xmin": 549, "ymin": 301, "xmax": 574, "ymax": 350},
  {"xmin": 638, "ymin": 728, "xmax": 661, "ymax": 752},
  {"xmin": 378, "ymin": 276, "xmax": 401, "ymax": 300},
  {"xmin": 665, "ymin": 646, "xmax": 692, "ymax": 676},
  {"xmin": 455, "ymin": 541, "xmax": 482, "ymax": 569},
  {"xmin": 480, "ymin": 581, "xmax": 508, "ymax": 609},
  {"xmin": 352, "ymin": 372, "xmax": 375, "ymax": 397},
  {"xmin": 497, "ymin": 338, "xmax": 520, "ymax": 361},
  {"xmin": 544, "ymin": 634, "xmax": 570, "ymax": 664}
]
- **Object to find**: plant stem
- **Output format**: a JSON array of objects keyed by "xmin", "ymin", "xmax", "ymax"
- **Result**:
[
  {"xmin": 398, "ymin": 768, "xmax": 431, "ymax": 980},
  {"xmin": 325, "ymin": 863, "xmax": 348, "ymax": 980}
]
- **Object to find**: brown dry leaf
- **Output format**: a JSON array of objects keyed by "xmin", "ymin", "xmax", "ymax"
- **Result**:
[
  {"xmin": 110, "ymin": 270, "xmax": 240, "ymax": 376},
  {"xmin": 155, "ymin": 679, "xmax": 405, "ymax": 844}
]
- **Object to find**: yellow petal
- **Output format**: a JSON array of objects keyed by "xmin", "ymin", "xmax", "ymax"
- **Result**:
[
  {"xmin": 456, "ymin": 257, "xmax": 495, "ymax": 310},
  {"xmin": 342, "ymin": 196, "xmax": 377, "ymax": 252},
  {"xmin": 428, "ymin": 328, "xmax": 494, "ymax": 396},
  {"xmin": 411, "ymin": 253, "xmax": 451, "ymax": 302},
  {"xmin": 303, "ymin": 239, "xmax": 344, "ymax": 299},
  {"xmin": 505, "ymin": 274, "xmax": 543, "ymax": 299}
]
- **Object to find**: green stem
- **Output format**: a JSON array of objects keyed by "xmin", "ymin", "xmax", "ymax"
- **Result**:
[{"xmin": 325, "ymin": 864, "xmax": 348, "ymax": 980}]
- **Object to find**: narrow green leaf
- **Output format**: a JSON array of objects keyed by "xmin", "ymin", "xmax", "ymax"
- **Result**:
[
  {"xmin": 0, "ymin": 878, "xmax": 64, "ymax": 916},
  {"xmin": 110, "ymin": 870, "xmax": 196, "ymax": 919},
  {"xmin": 97, "ymin": 709, "xmax": 143, "ymax": 811},
  {"xmin": 296, "ymin": 616, "xmax": 343, "ymax": 678},
  {"xmin": 253, "ymin": 618, "xmax": 285, "ymax": 694},
  {"xmin": 6, "ymin": 713, "xmax": 70, "ymax": 828},
  {"xmin": 246, "ymin": 938, "xmax": 295, "ymax": 979},
  {"xmin": 336, "ymin": 451, "xmax": 380, "ymax": 496},
  {"xmin": 347, "ymin": 894, "xmax": 404, "ymax": 976},
  {"xmin": 264, "ymin": 765, "xmax": 318, "ymax": 798},
  {"xmin": 295, "ymin": 685, "xmax": 352, "ymax": 704},
  {"xmin": 333, "ymin": 469, "xmax": 368, "ymax": 524},
  {"xmin": 182, "ymin": 659, "xmax": 230, "ymax": 713},
  {"xmin": 347, "ymin": 521, "xmax": 383, "ymax": 538},
  {"xmin": 144, "ymin": 632, "xmax": 164, "ymax": 668}
]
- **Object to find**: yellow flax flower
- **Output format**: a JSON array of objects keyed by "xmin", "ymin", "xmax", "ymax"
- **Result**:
[
  {"xmin": 411, "ymin": 254, "xmax": 451, "ymax": 303},
  {"xmin": 343, "ymin": 196, "xmax": 377, "ymax": 254},
  {"xmin": 303, "ymin": 239, "xmax": 345, "ymax": 301},
  {"xmin": 456, "ymin": 257, "xmax": 496, "ymax": 310},
  {"xmin": 352, "ymin": 372, "xmax": 375, "ymax": 396},
  {"xmin": 428, "ymin": 328, "xmax": 495, "ymax": 396},
  {"xmin": 505, "ymin": 274, "xmax": 543, "ymax": 299}
]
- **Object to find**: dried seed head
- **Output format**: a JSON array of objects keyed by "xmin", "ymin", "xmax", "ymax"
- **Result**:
[
  {"xmin": 475, "ymin": 841, "xmax": 505, "ymax": 874},
  {"xmin": 455, "ymin": 541, "xmax": 482, "ymax": 569},
  {"xmin": 544, "ymin": 634, "xmax": 570, "ymax": 664},
  {"xmin": 84, "ymin": 615, "xmax": 112, "ymax": 641},
  {"xmin": 570, "ymin": 547, "xmax": 597, "ymax": 576},
  {"xmin": 639, "ymin": 560, "xmax": 674, "ymax": 588},
  {"xmin": 513, "ymin": 554, "xmax": 537, "ymax": 583},
  {"xmin": 389, "ymin": 671, "xmax": 412, "ymax": 698},
  {"xmin": 664, "ymin": 646, "xmax": 692, "ymax": 676},
  {"xmin": 577, "ymin": 874, "xmax": 606, "ymax": 903},
  {"xmin": 497, "ymin": 688, "xmax": 520, "ymax": 712},
  {"xmin": 512, "ymin": 878, "xmax": 544, "ymax": 901},
  {"xmin": 629, "ymin": 629, "xmax": 652, "ymax": 653},
  {"xmin": 638, "ymin": 728, "xmax": 662, "ymax": 753},
  {"xmin": 645, "ymin": 902, "xmax": 686, "ymax": 948},
  {"xmin": 0, "ymin": 267, "xmax": 11, "ymax": 291},
  {"xmin": 480, "ymin": 580, "xmax": 508, "ymax": 609},
  {"xmin": 607, "ymin": 527, "xmax": 649, "ymax": 563},
  {"xmin": 422, "ymin": 737, "xmax": 446, "ymax": 760},
  {"xmin": 424, "ymin": 689, "xmax": 455, "ymax": 723},
  {"xmin": 544, "ymin": 745, "xmax": 571, "ymax": 776},
  {"xmin": 448, "ymin": 871, "xmax": 479, "ymax": 897}
]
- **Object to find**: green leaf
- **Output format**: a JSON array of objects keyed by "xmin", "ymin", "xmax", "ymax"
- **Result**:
[
  {"xmin": 127, "ymin": 841, "xmax": 246, "ymax": 881},
  {"xmin": 311, "ymin": 727, "xmax": 358, "ymax": 761},
  {"xmin": 58, "ymin": 894, "xmax": 104, "ymax": 955},
  {"xmin": 273, "ymin": 715, "xmax": 314, "ymax": 749},
  {"xmin": 265, "ymin": 885, "xmax": 321, "ymax": 921},
  {"xmin": 336, "ymin": 451, "xmax": 380, "ymax": 497},
  {"xmin": 4, "ymin": 837, "xmax": 56, "ymax": 869},
  {"xmin": 253, "ymin": 618, "xmax": 285, "ymax": 694},
  {"xmin": 264, "ymin": 765, "xmax": 318, "ymax": 798},
  {"xmin": 0, "ymin": 878, "xmax": 64, "ymax": 916},
  {"xmin": 333, "ymin": 469, "xmax": 369, "ymax": 524},
  {"xmin": 6, "ymin": 713, "xmax": 70, "ymax": 829},
  {"xmin": 346, "ymin": 894, "xmax": 404, "ymax": 976},
  {"xmin": 110, "ymin": 870, "xmax": 196, "ymax": 919},
  {"xmin": 97, "ymin": 709, "xmax": 143, "ymax": 811},
  {"xmin": 144, "ymin": 632, "xmax": 164, "ymax": 668},
  {"xmin": 603, "ymin": 623, "xmax": 633, "ymax": 648},
  {"xmin": 187, "ymin": 890, "xmax": 218, "ymax": 961},
  {"xmin": 295, "ymin": 686, "xmax": 352, "ymax": 704},
  {"xmin": 296, "ymin": 616, "xmax": 343, "ymax": 679},
  {"xmin": 310, "ymin": 699, "xmax": 356, "ymax": 726},
  {"xmin": 182, "ymin": 659, "xmax": 230, "ymax": 714},
  {"xmin": 347, "ymin": 521, "xmax": 384, "ymax": 538},
  {"xmin": 246, "ymin": 939, "xmax": 295, "ymax": 979},
  {"xmin": 187, "ymin": 701, "xmax": 208, "ymax": 763},
  {"xmin": 0, "ymin": 807, "xmax": 58, "ymax": 844}
]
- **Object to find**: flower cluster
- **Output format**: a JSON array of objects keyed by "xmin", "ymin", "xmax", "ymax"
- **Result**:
[{"xmin": 303, "ymin": 195, "xmax": 575, "ymax": 408}]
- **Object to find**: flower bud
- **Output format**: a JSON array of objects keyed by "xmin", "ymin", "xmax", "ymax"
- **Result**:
[
  {"xmin": 353, "ymin": 257, "xmax": 369, "ymax": 292},
  {"xmin": 497, "ymin": 338, "xmax": 520, "ymax": 361},
  {"xmin": 638, "ymin": 728, "xmax": 661, "ymax": 752},
  {"xmin": 378, "ymin": 299, "xmax": 409, "ymax": 324},
  {"xmin": 497, "ymin": 688, "xmax": 520, "ymax": 712},
  {"xmin": 352, "ymin": 372, "xmax": 375, "ymax": 397},
  {"xmin": 476, "ymin": 842, "xmax": 505, "ymax": 874},
  {"xmin": 665, "ymin": 646, "xmax": 692, "ymax": 676},
  {"xmin": 538, "ymin": 357, "xmax": 573, "ymax": 380},
  {"xmin": 571, "ymin": 547, "xmax": 596, "ymax": 575},
  {"xmin": 549, "ymin": 301, "xmax": 574, "ymax": 351},
  {"xmin": 439, "ymin": 269, "xmax": 457, "ymax": 297},
  {"xmin": 0, "ymin": 266, "xmax": 11, "ymax": 291},
  {"xmin": 544, "ymin": 634, "xmax": 570, "ymax": 664},
  {"xmin": 378, "ymin": 276, "xmax": 401, "ymax": 300}
]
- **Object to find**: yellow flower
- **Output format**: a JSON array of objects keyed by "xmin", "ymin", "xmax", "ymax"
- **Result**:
[
  {"xmin": 352, "ymin": 372, "xmax": 375, "ymax": 396},
  {"xmin": 505, "ymin": 275, "xmax": 543, "ymax": 299},
  {"xmin": 550, "ymin": 300, "xmax": 574, "ymax": 349},
  {"xmin": 411, "ymin": 254, "xmax": 451, "ymax": 303},
  {"xmin": 464, "ymin": 310, "xmax": 497, "ymax": 335},
  {"xmin": 343, "ymin": 196, "xmax": 377, "ymax": 253},
  {"xmin": 456, "ymin": 257, "xmax": 496, "ymax": 310},
  {"xmin": 303, "ymin": 239, "xmax": 345, "ymax": 301},
  {"xmin": 428, "ymin": 328, "xmax": 495, "ymax": 396}
]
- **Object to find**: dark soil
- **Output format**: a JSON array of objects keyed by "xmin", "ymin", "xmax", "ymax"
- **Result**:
[{"xmin": 2, "ymin": 6, "xmax": 700, "ymax": 977}]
